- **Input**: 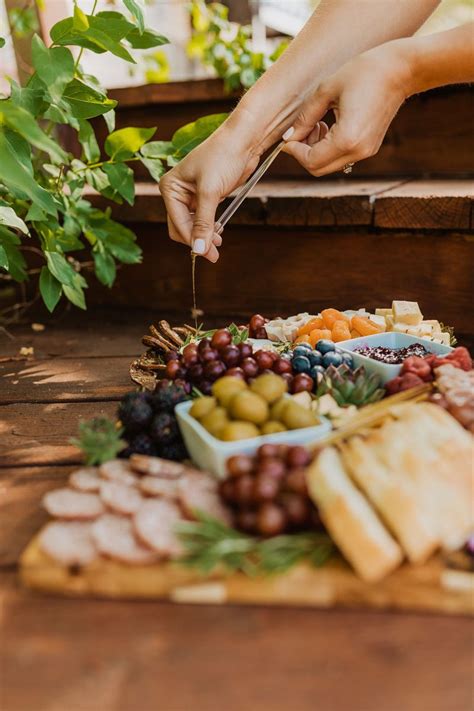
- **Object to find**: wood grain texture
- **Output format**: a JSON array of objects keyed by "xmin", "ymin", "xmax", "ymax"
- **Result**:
[
  {"xmin": 0, "ymin": 401, "xmax": 117, "ymax": 467},
  {"xmin": 1, "ymin": 566, "xmax": 472, "ymax": 711}
]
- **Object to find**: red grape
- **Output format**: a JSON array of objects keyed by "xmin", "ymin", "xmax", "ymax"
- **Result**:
[
  {"xmin": 188, "ymin": 363, "xmax": 204, "ymax": 382},
  {"xmin": 219, "ymin": 479, "xmax": 235, "ymax": 503},
  {"xmin": 234, "ymin": 475, "xmax": 254, "ymax": 505},
  {"xmin": 254, "ymin": 327, "xmax": 268, "ymax": 339},
  {"xmin": 238, "ymin": 342, "xmax": 253, "ymax": 360},
  {"xmin": 204, "ymin": 360, "xmax": 226, "ymax": 381},
  {"xmin": 226, "ymin": 367, "xmax": 245, "ymax": 380},
  {"xmin": 257, "ymin": 502, "xmax": 287, "ymax": 536},
  {"xmin": 253, "ymin": 473, "xmax": 280, "ymax": 502},
  {"xmin": 166, "ymin": 360, "xmax": 184, "ymax": 379},
  {"xmin": 292, "ymin": 373, "xmax": 314, "ymax": 393},
  {"xmin": 258, "ymin": 457, "xmax": 286, "ymax": 480},
  {"xmin": 285, "ymin": 468, "xmax": 308, "ymax": 496},
  {"xmin": 254, "ymin": 350, "xmax": 274, "ymax": 370},
  {"xmin": 258, "ymin": 444, "xmax": 280, "ymax": 459},
  {"xmin": 236, "ymin": 510, "xmax": 257, "ymax": 534},
  {"xmin": 221, "ymin": 345, "xmax": 240, "ymax": 367},
  {"xmin": 198, "ymin": 338, "xmax": 212, "ymax": 354},
  {"xmin": 182, "ymin": 343, "xmax": 199, "ymax": 366},
  {"xmin": 241, "ymin": 357, "xmax": 259, "ymax": 378},
  {"xmin": 280, "ymin": 372, "xmax": 294, "ymax": 389},
  {"xmin": 164, "ymin": 350, "xmax": 179, "ymax": 363},
  {"xmin": 279, "ymin": 493, "xmax": 310, "ymax": 527},
  {"xmin": 286, "ymin": 446, "xmax": 312, "ymax": 469},
  {"xmin": 200, "ymin": 348, "xmax": 219, "ymax": 363},
  {"xmin": 227, "ymin": 455, "xmax": 254, "ymax": 478},
  {"xmin": 198, "ymin": 380, "xmax": 213, "ymax": 395},
  {"xmin": 273, "ymin": 358, "xmax": 292, "ymax": 375},
  {"xmin": 250, "ymin": 314, "xmax": 266, "ymax": 332},
  {"xmin": 211, "ymin": 329, "xmax": 232, "ymax": 350}
]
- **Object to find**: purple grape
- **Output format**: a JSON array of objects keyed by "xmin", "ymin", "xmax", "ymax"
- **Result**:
[{"xmin": 221, "ymin": 345, "xmax": 241, "ymax": 367}]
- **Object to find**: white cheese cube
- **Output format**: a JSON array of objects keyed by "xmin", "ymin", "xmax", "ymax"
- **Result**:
[
  {"xmin": 385, "ymin": 315, "xmax": 395, "ymax": 330},
  {"xmin": 392, "ymin": 322, "xmax": 411, "ymax": 334},
  {"xmin": 422, "ymin": 319, "xmax": 442, "ymax": 334},
  {"xmin": 437, "ymin": 332, "xmax": 451, "ymax": 346},
  {"xmin": 368, "ymin": 314, "xmax": 387, "ymax": 331},
  {"xmin": 407, "ymin": 323, "xmax": 434, "ymax": 337},
  {"xmin": 375, "ymin": 308, "xmax": 393, "ymax": 318},
  {"xmin": 392, "ymin": 301, "xmax": 423, "ymax": 326}
]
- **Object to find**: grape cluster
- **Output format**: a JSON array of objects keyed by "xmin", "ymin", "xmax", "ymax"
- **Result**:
[
  {"xmin": 248, "ymin": 314, "xmax": 269, "ymax": 339},
  {"xmin": 165, "ymin": 328, "xmax": 293, "ymax": 395},
  {"xmin": 219, "ymin": 445, "xmax": 321, "ymax": 537}
]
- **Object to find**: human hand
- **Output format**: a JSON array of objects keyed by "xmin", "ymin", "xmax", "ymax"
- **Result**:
[
  {"xmin": 282, "ymin": 41, "xmax": 413, "ymax": 176},
  {"xmin": 159, "ymin": 122, "xmax": 260, "ymax": 262}
]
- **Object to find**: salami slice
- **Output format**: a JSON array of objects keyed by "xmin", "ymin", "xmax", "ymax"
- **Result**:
[
  {"xmin": 100, "ymin": 480, "xmax": 143, "ymax": 516},
  {"xmin": 69, "ymin": 467, "xmax": 101, "ymax": 493},
  {"xmin": 129, "ymin": 454, "xmax": 184, "ymax": 479},
  {"xmin": 178, "ymin": 474, "xmax": 231, "ymax": 525},
  {"xmin": 99, "ymin": 459, "xmax": 138, "ymax": 486},
  {"xmin": 133, "ymin": 499, "xmax": 184, "ymax": 557},
  {"xmin": 42, "ymin": 488, "xmax": 104, "ymax": 520},
  {"xmin": 39, "ymin": 521, "xmax": 97, "ymax": 566},
  {"xmin": 139, "ymin": 476, "xmax": 179, "ymax": 500},
  {"xmin": 91, "ymin": 513, "xmax": 158, "ymax": 565}
]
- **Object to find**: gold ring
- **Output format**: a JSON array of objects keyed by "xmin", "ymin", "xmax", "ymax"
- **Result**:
[{"xmin": 343, "ymin": 162, "xmax": 355, "ymax": 174}]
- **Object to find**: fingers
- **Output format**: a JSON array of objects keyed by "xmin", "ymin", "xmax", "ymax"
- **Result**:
[
  {"xmin": 191, "ymin": 191, "xmax": 220, "ymax": 256},
  {"xmin": 289, "ymin": 89, "xmax": 333, "ymax": 142}
]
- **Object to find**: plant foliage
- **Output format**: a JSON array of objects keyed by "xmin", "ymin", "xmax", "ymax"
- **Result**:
[
  {"xmin": 187, "ymin": 0, "xmax": 289, "ymax": 92},
  {"xmin": 0, "ymin": 2, "xmax": 228, "ymax": 315}
]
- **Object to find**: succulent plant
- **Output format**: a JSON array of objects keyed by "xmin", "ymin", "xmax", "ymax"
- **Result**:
[{"xmin": 316, "ymin": 365, "xmax": 385, "ymax": 408}]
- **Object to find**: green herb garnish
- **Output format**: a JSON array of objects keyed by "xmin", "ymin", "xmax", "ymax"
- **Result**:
[
  {"xmin": 177, "ymin": 512, "xmax": 334, "ymax": 577},
  {"xmin": 70, "ymin": 417, "xmax": 125, "ymax": 465},
  {"xmin": 439, "ymin": 322, "xmax": 457, "ymax": 347}
]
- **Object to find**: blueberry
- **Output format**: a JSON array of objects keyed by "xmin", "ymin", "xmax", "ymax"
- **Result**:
[
  {"xmin": 293, "ymin": 344, "xmax": 313, "ymax": 356},
  {"xmin": 316, "ymin": 339, "xmax": 336, "ymax": 355},
  {"xmin": 341, "ymin": 352, "xmax": 354, "ymax": 369},
  {"xmin": 310, "ymin": 365, "xmax": 325, "ymax": 380},
  {"xmin": 322, "ymin": 351, "xmax": 343, "ymax": 368},
  {"xmin": 308, "ymin": 350, "xmax": 323, "ymax": 367},
  {"xmin": 292, "ymin": 355, "xmax": 312, "ymax": 374}
]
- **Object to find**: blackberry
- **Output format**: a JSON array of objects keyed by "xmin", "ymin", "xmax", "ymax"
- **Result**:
[
  {"xmin": 129, "ymin": 433, "xmax": 158, "ymax": 456},
  {"xmin": 118, "ymin": 392, "xmax": 153, "ymax": 433},
  {"xmin": 149, "ymin": 412, "xmax": 179, "ymax": 446},
  {"xmin": 152, "ymin": 382, "xmax": 189, "ymax": 413},
  {"xmin": 159, "ymin": 439, "xmax": 188, "ymax": 462}
]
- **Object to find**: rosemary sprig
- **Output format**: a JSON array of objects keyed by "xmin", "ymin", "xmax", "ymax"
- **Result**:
[
  {"xmin": 439, "ymin": 322, "xmax": 457, "ymax": 347},
  {"xmin": 70, "ymin": 417, "xmax": 126, "ymax": 465},
  {"xmin": 177, "ymin": 513, "xmax": 334, "ymax": 577}
]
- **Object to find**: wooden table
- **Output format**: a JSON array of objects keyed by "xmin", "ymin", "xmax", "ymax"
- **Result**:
[{"xmin": 1, "ymin": 310, "xmax": 472, "ymax": 711}]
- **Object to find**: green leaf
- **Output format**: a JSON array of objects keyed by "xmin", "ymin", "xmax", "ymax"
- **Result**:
[
  {"xmin": 45, "ymin": 250, "xmax": 76, "ymax": 286},
  {"xmin": 71, "ymin": 417, "xmax": 125, "ymax": 465},
  {"xmin": 0, "ymin": 129, "xmax": 58, "ymax": 216},
  {"xmin": 73, "ymin": 4, "xmax": 89, "ymax": 31},
  {"xmin": 31, "ymin": 35, "xmax": 75, "ymax": 103},
  {"xmin": 63, "ymin": 275, "xmax": 86, "ymax": 309},
  {"xmin": 0, "ymin": 244, "xmax": 8, "ymax": 268},
  {"xmin": 0, "ymin": 206, "xmax": 29, "ymax": 234},
  {"xmin": 78, "ymin": 119, "xmax": 100, "ymax": 162},
  {"xmin": 103, "ymin": 109, "xmax": 115, "ymax": 133},
  {"xmin": 127, "ymin": 28, "xmax": 168, "ymax": 49},
  {"xmin": 0, "ymin": 226, "xmax": 27, "ymax": 281},
  {"xmin": 10, "ymin": 80, "xmax": 46, "ymax": 117},
  {"xmin": 63, "ymin": 79, "xmax": 117, "ymax": 119},
  {"xmin": 0, "ymin": 101, "xmax": 67, "ymax": 163},
  {"xmin": 92, "ymin": 12, "xmax": 134, "ymax": 41},
  {"xmin": 93, "ymin": 249, "xmax": 116, "ymax": 287},
  {"xmin": 51, "ymin": 17, "xmax": 136, "ymax": 63},
  {"xmin": 105, "ymin": 126, "xmax": 156, "ymax": 160},
  {"xmin": 140, "ymin": 140, "xmax": 173, "ymax": 159},
  {"xmin": 140, "ymin": 156, "xmax": 165, "ymax": 182},
  {"xmin": 26, "ymin": 203, "xmax": 46, "ymax": 221},
  {"xmin": 0, "ymin": 38, "xmax": 5, "ymax": 49},
  {"xmin": 39, "ymin": 266, "xmax": 62, "ymax": 312},
  {"xmin": 172, "ymin": 113, "xmax": 228, "ymax": 157},
  {"xmin": 123, "ymin": 0, "xmax": 145, "ymax": 33},
  {"xmin": 103, "ymin": 163, "xmax": 135, "ymax": 205}
]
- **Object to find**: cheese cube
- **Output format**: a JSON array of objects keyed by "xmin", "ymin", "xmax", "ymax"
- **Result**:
[
  {"xmin": 422, "ymin": 319, "xmax": 442, "ymax": 334},
  {"xmin": 392, "ymin": 301, "xmax": 423, "ymax": 326},
  {"xmin": 385, "ymin": 315, "xmax": 395, "ymax": 330},
  {"xmin": 392, "ymin": 322, "xmax": 411, "ymax": 334},
  {"xmin": 436, "ymin": 332, "xmax": 451, "ymax": 346},
  {"xmin": 368, "ymin": 314, "xmax": 387, "ymax": 331},
  {"xmin": 407, "ymin": 323, "xmax": 434, "ymax": 337},
  {"xmin": 375, "ymin": 308, "xmax": 393, "ymax": 318}
]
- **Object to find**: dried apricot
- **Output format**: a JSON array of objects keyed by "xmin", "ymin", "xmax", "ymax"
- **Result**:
[
  {"xmin": 331, "ymin": 320, "xmax": 352, "ymax": 343},
  {"xmin": 309, "ymin": 328, "xmax": 332, "ymax": 348},
  {"xmin": 321, "ymin": 309, "xmax": 349, "ymax": 329},
  {"xmin": 351, "ymin": 315, "xmax": 382, "ymax": 337},
  {"xmin": 294, "ymin": 334, "xmax": 311, "ymax": 346},
  {"xmin": 297, "ymin": 317, "xmax": 324, "ymax": 337},
  {"xmin": 350, "ymin": 329, "xmax": 361, "ymax": 339}
]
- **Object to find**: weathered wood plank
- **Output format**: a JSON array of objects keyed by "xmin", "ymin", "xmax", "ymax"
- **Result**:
[
  {"xmin": 0, "ymin": 356, "xmax": 133, "ymax": 405},
  {"xmin": 0, "ymin": 466, "xmax": 72, "ymax": 566},
  {"xmin": 88, "ymin": 226, "xmax": 474, "ymax": 336},
  {"xmin": 375, "ymin": 180, "xmax": 473, "ymax": 229},
  {"xmin": 0, "ymin": 401, "xmax": 118, "ymax": 467},
  {"xmin": 1, "ymin": 571, "xmax": 472, "ymax": 711}
]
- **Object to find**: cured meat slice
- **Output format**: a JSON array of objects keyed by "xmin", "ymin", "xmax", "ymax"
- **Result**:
[
  {"xmin": 139, "ymin": 476, "xmax": 179, "ymax": 500},
  {"xmin": 42, "ymin": 488, "xmax": 104, "ymax": 520},
  {"xmin": 133, "ymin": 499, "xmax": 183, "ymax": 557},
  {"xmin": 99, "ymin": 459, "xmax": 138, "ymax": 486},
  {"xmin": 129, "ymin": 455, "xmax": 184, "ymax": 479},
  {"xmin": 100, "ymin": 481, "xmax": 143, "ymax": 516},
  {"xmin": 69, "ymin": 467, "xmax": 101, "ymax": 493},
  {"xmin": 39, "ymin": 521, "xmax": 97, "ymax": 566},
  {"xmin": 178, "ymin": 473, "xmax": 231, "ymax": 525},
  {"xmin": 91, "ymin": 513, "xmax": 158, "ymax": 565}
]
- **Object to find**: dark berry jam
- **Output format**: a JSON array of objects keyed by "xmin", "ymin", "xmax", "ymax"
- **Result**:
[{"xmin": 354, "ymin": 343, "xmax": 430, "ymax": 365}]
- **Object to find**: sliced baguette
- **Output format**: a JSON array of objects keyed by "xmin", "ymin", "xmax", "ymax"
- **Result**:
[{"xmin": 306, "ymin": 447, "xmax": 403, "ymax": 583}]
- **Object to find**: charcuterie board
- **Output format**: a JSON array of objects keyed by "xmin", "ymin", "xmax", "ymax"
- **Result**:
[{"xmin": 20, "ymin": 535, "xmax": 473, "ymax": 615}]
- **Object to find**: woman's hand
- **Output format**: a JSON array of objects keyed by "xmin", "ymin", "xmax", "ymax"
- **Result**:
[
  {"xmin": 283, "ymin": 41, "xmax": 413, "ymax": 176},
  {"xmin": 159, "ymin": 122, "xmax": 260, "ymax": 262}
]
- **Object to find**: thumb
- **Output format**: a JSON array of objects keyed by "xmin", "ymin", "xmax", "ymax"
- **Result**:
[
  {"xmin": 191, "ymin": 191, "xmax": 219, "ymax": 256},
  {"xmin": 288, "ymin": 88, "xmax": 333, "ymax": 142}
]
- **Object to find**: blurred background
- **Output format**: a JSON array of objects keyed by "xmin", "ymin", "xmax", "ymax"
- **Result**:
[{"xmin": 1, "ymin": 0, "xmax": 473, "ymax": 94}]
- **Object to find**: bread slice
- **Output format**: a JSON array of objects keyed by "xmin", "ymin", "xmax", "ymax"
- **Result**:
[
  {"xmin": 341, "ymin": 436, "xmax": 439, "ymax": 564},
  {"xmin": 306, "ymin": 447, "xmax": 403, "ymax": 582}
]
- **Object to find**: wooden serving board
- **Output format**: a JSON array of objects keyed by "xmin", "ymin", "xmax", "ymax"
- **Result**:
[{"xmin": 21, "ymin": 534, "xmax": 473, "ymax": 615}]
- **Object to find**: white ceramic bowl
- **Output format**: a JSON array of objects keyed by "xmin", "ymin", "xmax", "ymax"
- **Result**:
[
  {"xmin": 175, "ymin": 400, "xmax": 331, "ymax": 479},
  {"xmin": 337, "ymin": 332, "xmax": 453, "ymax": 384}
]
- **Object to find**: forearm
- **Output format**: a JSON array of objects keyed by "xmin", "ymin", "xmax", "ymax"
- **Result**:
[
  {"xmin": 404, "ymin": 23, "xmax": 474, "ymax": 96},
  {"xmin": 225, "ymin": 0, "xmax": 440, "ymax": 154}
]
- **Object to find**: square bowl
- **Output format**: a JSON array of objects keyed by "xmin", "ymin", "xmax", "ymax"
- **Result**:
[
  {"xmin": 175, "ymin": 400, "xmax": 331, "ymax": 479},
  {"xmin": 337, "ymin": 332, "xmax": 453, "ymax": 384}
]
